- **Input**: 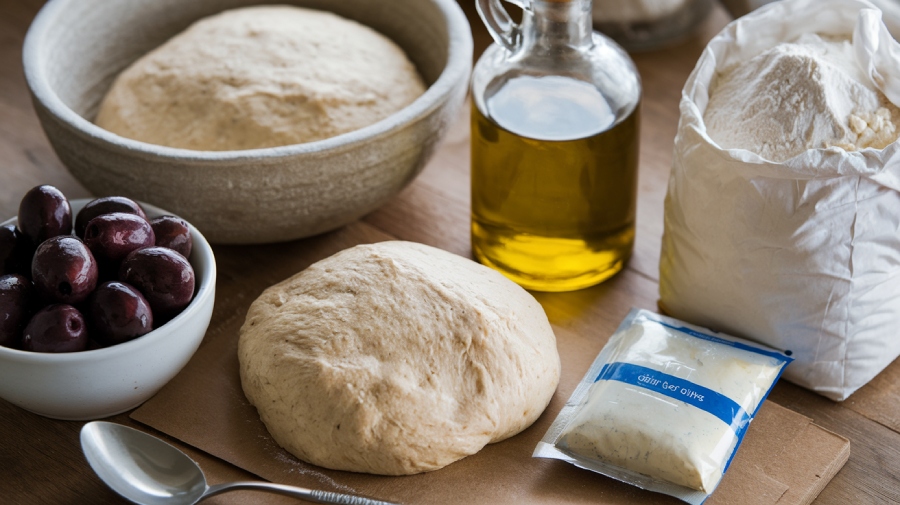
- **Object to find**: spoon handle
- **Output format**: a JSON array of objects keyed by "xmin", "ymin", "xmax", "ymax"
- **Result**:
[{"xmin": 202, "ymin": 481, "xmax": 400, "ymax": 505}]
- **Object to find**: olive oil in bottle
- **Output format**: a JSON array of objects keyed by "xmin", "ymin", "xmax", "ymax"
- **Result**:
[
  {"xmin": 471, "ymin": 0, "xmax": 641, "ymax": 292},
  {"xmin": 472, "ymin": 76, "xmax": 639, "ymax": 291}
]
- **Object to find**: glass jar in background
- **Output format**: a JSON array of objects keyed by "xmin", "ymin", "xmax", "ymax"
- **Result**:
[
  {"xmin": 592, "ymin": 0, "xmax": 713, "ymax": 51},
  {"xmin": 717, "ymin": 0, "xmax": 776, "ymax": 18},
  {"xmin": 471, "ymin": 0, "xmax": 642, "ymax": 292}
]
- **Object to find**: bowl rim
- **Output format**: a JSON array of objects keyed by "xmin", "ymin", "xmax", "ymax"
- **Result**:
[
  {"xmin": 0, "ymin": 198, "xmax": 217, "ymax": 364},
  {"xmin": 21, "ymin": 0, "xmax": 474, "ymax": 161}
]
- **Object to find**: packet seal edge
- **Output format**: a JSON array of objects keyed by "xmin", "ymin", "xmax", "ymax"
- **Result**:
[{"xmin": 534, "ymin": 441, "xmax": 708, "ymax": 505}]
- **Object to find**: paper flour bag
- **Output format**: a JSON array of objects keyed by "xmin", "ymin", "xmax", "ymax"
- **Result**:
[{"xmin": 660, "ymin": 0, "xmax": 900, "ymax": 401}]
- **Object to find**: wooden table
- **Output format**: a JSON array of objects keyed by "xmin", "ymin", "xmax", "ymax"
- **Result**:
[{"xmin": 1, "ymin": 1, "xmax": 899, "ymax": 503}]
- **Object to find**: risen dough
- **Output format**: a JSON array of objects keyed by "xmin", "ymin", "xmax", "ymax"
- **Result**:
[
  {"xmin": 238, "ymin": 241, "xmax": 560, "ymax": 475},
  {"xmin": 95, "ymin": 6, "xmax": 426, "ymax": 150}
]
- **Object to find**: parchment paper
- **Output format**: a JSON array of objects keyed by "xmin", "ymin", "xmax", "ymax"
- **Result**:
[{"xmin": 131, "ymin": 222, "xmax": 850, "ymax": 505}]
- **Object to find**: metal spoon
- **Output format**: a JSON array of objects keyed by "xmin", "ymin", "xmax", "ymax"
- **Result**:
[{"xmin": 80, "ymin": 421, "xmax": 399, "ymax": 505}]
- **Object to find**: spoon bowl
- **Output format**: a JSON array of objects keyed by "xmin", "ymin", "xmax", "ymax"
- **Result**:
[
  {"xmin": 82, "ymin": 422, "xmax": 215, "ymax": 505},
  {"xmin": 80, "ymin": 422, "xmax": 399, "ymax": 505}
]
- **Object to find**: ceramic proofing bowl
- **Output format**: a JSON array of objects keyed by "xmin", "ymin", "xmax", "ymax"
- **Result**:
[
  {"xmin": 23, "ymin": 0, "xmax": 473, "ymax": 244},
  {"xmin": 0, "ymin": 200, "xmax": 216, "ymax": 420}
]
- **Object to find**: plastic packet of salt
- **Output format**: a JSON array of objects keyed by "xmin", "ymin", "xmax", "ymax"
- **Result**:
[{"xmin": 534, "ymin": 308, "xmax": 793, "ymax": 504}]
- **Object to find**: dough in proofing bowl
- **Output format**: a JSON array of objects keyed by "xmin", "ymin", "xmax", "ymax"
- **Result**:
[
  {"xmin": 238, "ymin": 241, "xmax": 560, "ymax": 475},
  {"xmin": 94, "ymin": 5, "xmax": 426, "ymax": 151}
]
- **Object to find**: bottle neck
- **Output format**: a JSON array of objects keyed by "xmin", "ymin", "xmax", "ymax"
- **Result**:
[{"xmin": 520, "ymin": 0, "xmax": 593, "ymax": 53}]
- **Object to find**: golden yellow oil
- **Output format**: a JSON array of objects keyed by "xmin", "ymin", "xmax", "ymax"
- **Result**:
[{"xmin": 471, "ymin": 75, "xmax": 640, "ymax": 292}]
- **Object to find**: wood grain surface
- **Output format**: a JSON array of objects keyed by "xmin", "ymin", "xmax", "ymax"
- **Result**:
[{"xmin": 0, "ymin": 1, "xmax": 898, "ymax": 504}]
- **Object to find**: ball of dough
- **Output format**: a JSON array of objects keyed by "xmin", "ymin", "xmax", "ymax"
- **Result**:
[
  {"xmin": 95, "ymin": 6, "xmax": 426, "ymax": 151},
  {"xmin": 238, "ymin": 241, "xmax": 560, "ymax": 475}
]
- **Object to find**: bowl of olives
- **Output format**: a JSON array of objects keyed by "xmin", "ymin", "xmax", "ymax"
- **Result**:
[{"xmin": 0, "ymin": 186, "xmax": 216, "ymax": 420}]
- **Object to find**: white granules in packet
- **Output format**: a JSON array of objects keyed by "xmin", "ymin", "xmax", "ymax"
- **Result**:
[{"xmin": 534, "ymin": 308, "xmax": 793, "ymax": 504}]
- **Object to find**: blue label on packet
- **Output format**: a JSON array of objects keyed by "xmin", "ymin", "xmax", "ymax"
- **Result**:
[{"xmin": 595, "ymin": 362, "xmax": 751, "ymax": 436}]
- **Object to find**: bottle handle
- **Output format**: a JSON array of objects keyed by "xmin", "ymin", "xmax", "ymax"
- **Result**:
[{"xmin": 476, "ymin": 0, "xmax": 529, "ymax": 52}]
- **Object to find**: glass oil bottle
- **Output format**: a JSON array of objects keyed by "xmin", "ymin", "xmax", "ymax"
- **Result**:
[{"xmin": 471, "ymin": 0, "xmax": 641, "ymax": 292}]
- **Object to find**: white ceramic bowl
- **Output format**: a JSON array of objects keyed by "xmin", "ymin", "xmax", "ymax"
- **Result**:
[
  {"xmin": 0, "ymin": 199, "xmax": 216, "ymax": 420},
  {"xmin": 22, "ymin": 0, "xmax": 473, "ymax": 244}
]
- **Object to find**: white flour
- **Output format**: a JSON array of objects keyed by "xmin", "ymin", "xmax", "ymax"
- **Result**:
[
  {"xmin": 704, "ymin": 34, "xmax": 900, "ymax": 162},
  {"xmin": 593, "ymin": 0, "xmax": 686, "ymax": 23}
]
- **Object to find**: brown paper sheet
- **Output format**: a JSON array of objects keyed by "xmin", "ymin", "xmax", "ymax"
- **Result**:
[{"xmin": 131, "ymin": 222, "xmax": 849, "ymax": 505}]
